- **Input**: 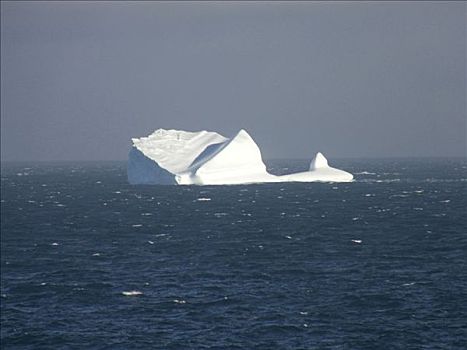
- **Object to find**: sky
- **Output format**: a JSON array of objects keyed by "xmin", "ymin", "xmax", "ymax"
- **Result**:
[{"xmin": 1, "ymin": 1, "xmax": 466, "ymax": 161}]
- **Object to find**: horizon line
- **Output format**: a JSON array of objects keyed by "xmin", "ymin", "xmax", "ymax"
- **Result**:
[{"xmin": 1, "ymin": 155, "xmax": 466, "ymax": 164}]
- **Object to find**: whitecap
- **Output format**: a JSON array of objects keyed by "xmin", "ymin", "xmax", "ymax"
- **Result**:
[
  {"xmin": 122, "ymin": 290, "xmax": 143, "ymax": 296},
  {"xmin": 351, "ymin": 239, "xmax": 362, "ymax": 244},
  {"xmin": 285, "ymin": 235, "xmax": 292, "ymax": 239},
  {"xmin": 51, "ymin": 242, "xmax": 59, "ymax": 246},
  {"xmin": 402, "ymin": 282, "xmax": 416, "ymax": 286},
  {"xmin": 148, "ymin": 240, "xmax": 154, "ymax": 245},
  {"xmin": 92, "ymin": 253, "xmax": 100, "ymax": 256},
  {"xmin": 173, "ymin": 299, "xmax": 186, "ymax": 304},
  {"xmin": 196, "ymin": 197, "xmax": 211, "ymax": 201},
  {"xmin": 132, "ymin": 224, "xmax": 143, "ymax": 227},
  {"xmin": 374, "ymin": 179, "xmax": 401, "ymax": 183}
]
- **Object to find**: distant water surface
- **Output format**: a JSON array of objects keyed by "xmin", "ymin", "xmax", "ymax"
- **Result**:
[{"xmin": 1, "ymin": 159, "xmax": 466, "ymax": 349}]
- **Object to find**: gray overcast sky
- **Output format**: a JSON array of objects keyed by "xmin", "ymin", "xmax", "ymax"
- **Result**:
[{"xmin": 1, "ymin": 1, "xmax": 466, "ymax": 161}]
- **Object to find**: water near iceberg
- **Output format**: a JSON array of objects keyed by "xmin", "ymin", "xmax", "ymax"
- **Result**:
[{"xmin": 1, "ymin": 159, "xmax": 466, "ymax": 349}]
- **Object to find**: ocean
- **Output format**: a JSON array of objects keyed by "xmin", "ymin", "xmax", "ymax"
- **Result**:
[{"xmin": 1, "ymin": 159, "xmax": 466, "ymax": 349}]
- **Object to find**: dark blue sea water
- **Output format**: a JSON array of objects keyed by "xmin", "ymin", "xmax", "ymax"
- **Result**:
[{"xmin": 1, "ymin": 159, "xmax": 466, "ymax": 349}]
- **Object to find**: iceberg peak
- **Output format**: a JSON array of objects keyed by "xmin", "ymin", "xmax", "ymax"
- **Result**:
[
  {"xmin": 236, "ymin": 128, "xmax": 250, "ymax": 137},
  {"xmin": 309, "ymin": 152, "xmax": 329, "ymax": 170},
  {"xmin": 128, "ymin": 128, "xmax": 354, "ymax": 185}
]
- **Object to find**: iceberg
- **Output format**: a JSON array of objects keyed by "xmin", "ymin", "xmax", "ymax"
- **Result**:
[{"xmin": 127, "ymin": 129, "xmax": 353, "ymax": 185}]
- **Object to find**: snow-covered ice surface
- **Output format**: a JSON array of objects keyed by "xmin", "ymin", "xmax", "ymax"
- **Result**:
[{"xmin": 128, "ymin": 129, "xmax": 354, "ymax": 185}]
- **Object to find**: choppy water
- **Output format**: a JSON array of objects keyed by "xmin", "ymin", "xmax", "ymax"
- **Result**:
[{"xmin": 1, "ymin": 159, "xmax": 466, "ymax": 349}]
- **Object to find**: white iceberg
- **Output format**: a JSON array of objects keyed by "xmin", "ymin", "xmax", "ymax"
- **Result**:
[{"xmin": 127, "ymin": 129, "xmax": 353, "ymax": 185}]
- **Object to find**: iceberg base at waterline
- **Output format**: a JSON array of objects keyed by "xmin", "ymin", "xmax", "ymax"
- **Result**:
[{"xmin": 127, "ymin": 129, "xmax": 354, "ymax": 185}]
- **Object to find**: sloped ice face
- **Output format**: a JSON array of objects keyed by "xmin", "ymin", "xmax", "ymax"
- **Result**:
[
  {"xmin": 128, "ymin": 129, "xmax": 354, "ymax": 185},
  {"xmin": 127, "ymin": 147, "xmax": 176, "ymax": 185}
]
